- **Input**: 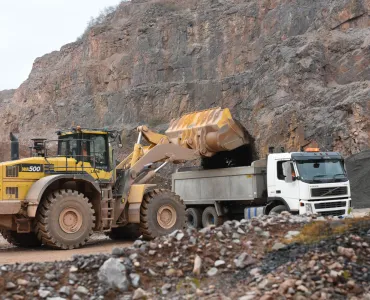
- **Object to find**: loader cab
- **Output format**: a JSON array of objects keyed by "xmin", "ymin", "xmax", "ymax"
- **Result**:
[{"xmin": 57, "ymin": 128, "xmax": 110, "ymax": 171}]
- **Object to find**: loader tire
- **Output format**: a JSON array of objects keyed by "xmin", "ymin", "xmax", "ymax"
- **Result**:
[
  {"xmin": 140, "ymin": 189, "xmax": 186, "ymax": 240},
  {"xmin": 186, "ymin": 207, "xmax": 202, "ymax": 229},
  {"xmin": 202, "ymin": 206, "xmax": 223, "ymax": 227},
  {"xmin": 0, "ymin": 230, "xmax": 41, "ymax": 248},
  {"xmin": 109, "ymin": 224, "xmax": 141, "ymax": 241},
  {"xmin": 35, "ymin": 189, "xmax": 95, "ymax": 250}
]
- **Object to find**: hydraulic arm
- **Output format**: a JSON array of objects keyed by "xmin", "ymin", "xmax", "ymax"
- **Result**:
[{"xmin": 116, "ymin": 107, "xmax": 249, "ymax": 184}]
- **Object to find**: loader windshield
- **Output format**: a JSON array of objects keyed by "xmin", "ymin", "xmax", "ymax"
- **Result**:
[
  {"xmin": 57, "ymin": 133, "xmax": 109, "ymax": 170},
  {"xmin": 296, "ymin": 159, "xmax": 347, "ymax": 183}
]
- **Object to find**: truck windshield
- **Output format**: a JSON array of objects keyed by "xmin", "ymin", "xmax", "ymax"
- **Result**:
[{"xmin": 295, "ymin": 159, "xmax": 347, "ymax": 183}]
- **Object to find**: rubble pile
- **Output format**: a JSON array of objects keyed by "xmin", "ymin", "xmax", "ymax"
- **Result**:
[{"xmin": 0, "ymin": 213, "xmax": 369, "ymax": 299}]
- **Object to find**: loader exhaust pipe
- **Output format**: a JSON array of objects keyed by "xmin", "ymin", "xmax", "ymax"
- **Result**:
[{"xmin": 10, "ymin": 132, "xmax": 19, "ymax": 160}]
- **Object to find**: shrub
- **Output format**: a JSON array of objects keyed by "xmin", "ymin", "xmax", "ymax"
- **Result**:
[{"xmin": 76, "ymin": 1, "xmax": 130, "ymax": 41}]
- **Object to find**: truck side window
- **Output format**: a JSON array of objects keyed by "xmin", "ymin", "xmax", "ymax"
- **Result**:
[{"xmin": 277, "ymin": 161, "xmax": 285, "ymax": 180}]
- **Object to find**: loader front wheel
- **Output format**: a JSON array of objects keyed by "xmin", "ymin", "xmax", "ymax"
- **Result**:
[
  {"xmin": 0, "ymin": 230, "xmax": 41, "ymax": 248},
  {"xmin": 140, "ymin": 189, "xmax": 185, "ymax": 240},
  {"xmin": 35, "ymin": 189, "xmax": 95, "ymax": 250}
]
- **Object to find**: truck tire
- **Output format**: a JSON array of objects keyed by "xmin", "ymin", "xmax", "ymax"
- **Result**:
[
  {"xmin": 269, "ymin": 205, "xmax": 288, "ymax": 215},
  {"xmin": 140, "ymin": 189, "xmax": 185, "ymax": 240},
  {"xmin": 186, "ymin": 208, "xmax": 202, "ymax": 229},
  {"xmin": 0, "ymin": 230, "xmax": 41, "ymax": 248},
  {"xmin": 109, "ymin": 224, "xmax": 141, "ymax": 241},
  {"xmin": 35, "ymin": 189, "xmax": 95, "ymax": 250},
  {"xmin": 202, "ymin": 206, "xmax": 223, "ymax": 227}
]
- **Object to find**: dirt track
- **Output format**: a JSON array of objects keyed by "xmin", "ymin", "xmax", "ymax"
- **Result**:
[{"xmin": 0, "ymin": 234, "xmax": 132, "ymax": 265}]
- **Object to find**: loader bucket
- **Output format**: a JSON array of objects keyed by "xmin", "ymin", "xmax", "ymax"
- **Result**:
[{"xmin": 165, "ymin": 107, "xmax": 249, "ymax": 157}]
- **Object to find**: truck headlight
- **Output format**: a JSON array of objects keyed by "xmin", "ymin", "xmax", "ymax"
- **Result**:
[{"xmin": 305, "ymin": 203, "xmax": 313, "ymax": 214}]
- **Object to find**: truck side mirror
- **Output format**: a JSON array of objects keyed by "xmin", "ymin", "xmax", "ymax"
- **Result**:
[{"xmin": 282, "ymin": 161, "xmax": 293, "ymax": 183}]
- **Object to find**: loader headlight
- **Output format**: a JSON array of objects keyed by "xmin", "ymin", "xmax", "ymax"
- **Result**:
[{"xmin": 305, "ymin": 203, "xmax": 313, "ymax": 214}]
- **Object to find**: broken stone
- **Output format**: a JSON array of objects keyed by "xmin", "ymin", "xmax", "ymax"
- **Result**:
[
  {"xmin": 6, "ymin": 282, "xmax": 16, "ymax": 290},
  {"xmin": 193, "ymin": 255, "xmax": 202, "ymax": 275},
  {"xmin": 133, "ymin": 288, "xmax": 148, "ymax": 300},
  {"xmin": 98, "ymin": 258, "xmax": 129, "ymax": 292},
  {"xmin": 214, "ymin": 260, "xmax": 225, "ymax": 267},
  {"xmin": 272, "ymin": 242, "xmax": 286, "ymax": 251},
  {"xmin": 207, "ymin": 267, "xmax": 218, "ymax": 276}
]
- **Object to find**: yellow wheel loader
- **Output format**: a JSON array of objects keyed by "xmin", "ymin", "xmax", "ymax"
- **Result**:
[{"xmin": 0, "ymin": 107, "xmax": 248, "ymax": 249}]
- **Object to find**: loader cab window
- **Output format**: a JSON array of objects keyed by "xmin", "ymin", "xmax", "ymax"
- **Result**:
[
  {"xmin": 86, "ymin": 134, "xmax": 109, "ymax": 170},
  {"xmin": 58, "ymin": 134, "xmax": 109, "ymax": 171},
  {"xmin": 58, "ymin": 135, "xmax": 78, "ymax": 158}
]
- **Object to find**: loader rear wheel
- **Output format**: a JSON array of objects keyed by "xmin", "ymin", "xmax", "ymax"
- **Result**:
[
  {"xmin": 186, "ymin": 207, "xmax": 202, "ymax": 229},
  {"xmin": 35, "ymin": 189, "xmax": 95, "ymax": 250},
  {"xmin": 202, "ymin": 206, "xmax": 223, "ymax": 227},
  {"xmin": 109, "ymin": 224, "xmax": 141, "ymax": 241},
  {"xmin": 140, "ymin": 189, "xmax": 185, "ymax": 240},
  {"xmin": 0, "ymin": 230, "xmax": 41, "ymax": 248}
]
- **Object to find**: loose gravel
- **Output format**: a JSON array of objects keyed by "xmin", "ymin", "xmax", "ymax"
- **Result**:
[{"xmin": 0, "ymin": 213, "xmax": 369, "ymax": 299}]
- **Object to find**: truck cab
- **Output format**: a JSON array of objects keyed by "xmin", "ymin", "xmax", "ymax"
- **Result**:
[{"xmin": 266, "ymin": 151, "xmax": 351, "ymax": 216}]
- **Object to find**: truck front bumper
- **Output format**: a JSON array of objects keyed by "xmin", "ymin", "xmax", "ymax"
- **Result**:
[{"xmin": 299, "ymin": 199, "xmax": 351, "ymax": 217}]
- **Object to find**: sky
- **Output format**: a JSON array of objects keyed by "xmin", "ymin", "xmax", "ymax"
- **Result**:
[{"xmin": 0, "ymin": 0, "xmax": 123, "ymax": 91}]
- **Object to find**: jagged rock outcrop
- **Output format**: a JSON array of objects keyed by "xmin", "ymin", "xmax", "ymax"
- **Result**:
[{"xmin": 1, "ymin": 0, "xmax": 370, "ymax": 161}]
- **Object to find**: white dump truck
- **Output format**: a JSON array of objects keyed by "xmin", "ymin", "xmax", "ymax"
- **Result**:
[{"xmin": 172, "ymin": 149, "xmax": 352, "ymax": 228}]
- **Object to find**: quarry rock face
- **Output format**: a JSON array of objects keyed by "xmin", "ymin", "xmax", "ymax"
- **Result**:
[{"xmin": 1, "ymin": 0, "xmax": 370, "ymax": 160}]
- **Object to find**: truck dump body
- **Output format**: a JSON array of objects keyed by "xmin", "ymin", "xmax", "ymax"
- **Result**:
[{"xmin": 172, "ymin": 165, "xmax": 267, "ymax": 205}]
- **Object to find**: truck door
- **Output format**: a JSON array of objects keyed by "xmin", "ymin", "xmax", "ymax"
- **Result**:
[{"xmin": 275, "ymin": 160, "xmax": 300, "ymax": 211}]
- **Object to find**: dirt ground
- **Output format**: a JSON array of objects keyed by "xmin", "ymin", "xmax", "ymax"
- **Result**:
[{"xmin": 0, "ymin": 234, "xmax": 132, "ymax": 265}]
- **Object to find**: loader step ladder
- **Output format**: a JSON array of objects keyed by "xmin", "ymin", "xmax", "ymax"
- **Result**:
[{"xmin": 101, "ymin": 188, "xmax": 114, "ymax": 232}]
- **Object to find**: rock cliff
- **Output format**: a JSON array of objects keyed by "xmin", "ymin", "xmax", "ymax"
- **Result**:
[{"xmin": 1, "ymin": 0, "xmax": 370, "ymax": 161}]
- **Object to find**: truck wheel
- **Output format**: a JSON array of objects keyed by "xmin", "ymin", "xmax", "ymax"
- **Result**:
[
  {"xmin": 186, "ymin": 208, "xmax": 202, "ymax": 229},
  {"xmin": 35, "ymin": 189, "xmax": 95, "ymax": 250},
  {"xmin": 140, "ymin": 189, "xmax": 185, "ymax": 240},
  {"xmin": 109, "ymin": 224, "xmax": 141, "ymax": 241},
  {"xmin": 202, "ymin": 206, "xmax": 223, "ymax": 227},
  {"xmin": 0, "ymin": 230, "xmax": 41, "ymax": 248},
  {"xmin": 269, "ymin": 205, "xmax": 288, "ymax": 215}
]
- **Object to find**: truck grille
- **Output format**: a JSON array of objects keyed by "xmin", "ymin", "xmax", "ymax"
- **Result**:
[
  {"xmin": 319, "ymin": 209, "xmax": 345, "ymax": 217},
  {"xmin": 315, "ymin": 201, "xmax": 346, "ymax": 209},
  {"xmin": 311, "ymin": 187, "xmax": 347, "ymax": 197}
]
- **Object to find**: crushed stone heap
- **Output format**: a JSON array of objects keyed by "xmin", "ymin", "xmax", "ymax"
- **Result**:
[{"xmin": 0, "ymin": 212, "xmax": 369, "ymax": 299}]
